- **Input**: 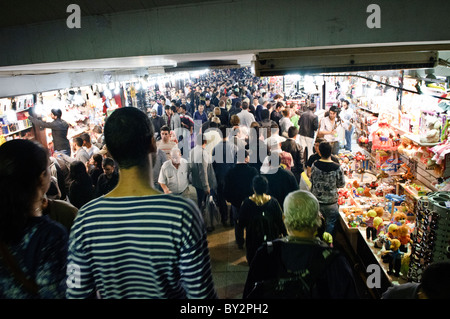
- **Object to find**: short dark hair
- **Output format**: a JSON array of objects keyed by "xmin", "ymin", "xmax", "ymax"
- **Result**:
[
  {"xmin": 287, "ymin": 126, "xmax": 298, "ymax": 138},
  {"xmin": 329, "ymin": 105, "xmax": 339, "ymax": 113},
  {"xmin": 252, "ymin": 175, "xmax": 268, "ymax": 195},
  {"xmin": 73, "ymin": 137, "xmax": 83, "ymax": 147},
  {"xmin": 318, "ymin": 141, "xmax": 332, "ymax": 158},
  {"xmin": 160, "ymin": 125, "xmax": 170, "ymax": 133},
  {"xmin": 51, "ymin": 109, "xmax": 62, "ymax": 118},
  {"xmin": 104, "ymin": 107, "xmax": 154, "ymax": 169},
  {"xmin": 315, "ymin": 137, "xmax": 326, "ymax": 145},
  {"xmin": 102, "ymin": 157, "xmax": 115, "ymax": 168},
  {"xmin": 421, "ymin": 261, "xmax": 450, "ymax": 299},
  {"xmin": 80, "ymin": 132, "xmax": 91, "ymax": 143}
]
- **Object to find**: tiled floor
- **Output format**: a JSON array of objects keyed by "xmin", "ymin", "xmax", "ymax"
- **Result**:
[{"xmin": 207, "ymin": 225, "xmax": 249, "ymax": 299}]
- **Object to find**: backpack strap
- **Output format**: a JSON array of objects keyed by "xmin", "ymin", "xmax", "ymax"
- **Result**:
[
  {"xmin": 0, "ymin": 242, "xmax": 39, "ymax": 296},
  {"xmin": 266, "ymin": 238, "xmax": 339, "ymax": 296}
]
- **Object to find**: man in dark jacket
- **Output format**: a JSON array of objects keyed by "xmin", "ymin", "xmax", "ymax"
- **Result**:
[
  {"xmin": 262, "ymin": 153, "xmax": 299, "ymax": 209},
  {"xmin": 224, "ymin": 150, "xmax": 259, "ymax": 249},
  {"xmin": 212, "ymin": 125, "xmax": 238, "ymax": 227},
  {"xmin": 95, "ymin": 157, "xmax": 119, "ymax": 197},
  {"xmin": 29, "ymin": 108, "xmax": 71, "ymax": 156},
  {"xmin": 281, "ymin": 126, "xmax": 304, "ymax": 184},
  {"xmin": 149, "ymin": 108, "xmax": 166, "ymax": 140},
  {"xmin": 297, "ymin": 103, "xmax": 319, "ymax": 160}
]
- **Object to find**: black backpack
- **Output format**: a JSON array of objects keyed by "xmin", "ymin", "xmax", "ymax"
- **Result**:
[
  {"xmin": 247, "ymin": 207, "xmax": 279, "ymax": 248},
  {"xmin": 246, "ymin": 239, "xmax": 339, "ymax": 299}
]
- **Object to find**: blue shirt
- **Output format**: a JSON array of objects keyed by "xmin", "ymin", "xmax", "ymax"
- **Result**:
[{"xmin": 0, "ymin": 215, "xmax": 68, "ymax": 299}]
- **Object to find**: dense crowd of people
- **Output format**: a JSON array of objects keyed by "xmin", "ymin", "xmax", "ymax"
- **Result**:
[{"xmin": 2, "ymin": 67, "xmax": 449, "ymax": 300}]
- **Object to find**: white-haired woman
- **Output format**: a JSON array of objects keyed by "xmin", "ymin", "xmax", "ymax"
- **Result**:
[{"xmin": 243, "ymin": 190, "xmax": 359, "ymax": 299}]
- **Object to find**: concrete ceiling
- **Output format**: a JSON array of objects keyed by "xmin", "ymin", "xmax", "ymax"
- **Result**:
[
  {"xmin": 0, "ymin": 0, "xmax": 215, "ymax": 28},
  {"xmin": 0, "ymin": 0, "xmax": 449, "ymax": 97}
]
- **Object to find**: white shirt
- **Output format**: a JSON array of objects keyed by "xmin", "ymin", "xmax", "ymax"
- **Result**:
[
  {"xmin": 339, "ymin": 107, "xmax": 354, "ymax": 131},
  {"xmin": 320, "ymin": 116, "xmax": 339, "ymax": 142},
  {"xmin": 237, "ymin": 109, "xmax": 255, "ymax": 128},
  {"xmin": 84, "ymin": 144, "xmax": 100, "ymax": 157},
  {"xmin": 279, "ymin": 117, "xmax": 293, "ymax": 134},
  {"xmin": 158, "ymin": 158, "xmax": 190, "ymax": 194}
]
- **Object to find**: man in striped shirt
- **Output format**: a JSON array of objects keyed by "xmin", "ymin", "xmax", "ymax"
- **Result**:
[{"xmin": 66, "ymin": 107, "xmax": 217, "ymax": 299}]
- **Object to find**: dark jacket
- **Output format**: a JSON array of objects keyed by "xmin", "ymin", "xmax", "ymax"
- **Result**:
[
  {"xmin": 298, "ymin": 110, "xmax": 319, "ymax": 138},
  {"xmin": 30, "ymin": 116, "xmax": 71, "ymax": 154},
  {"xmin": 281, "ymin": 138, "xmax": 304, "ymax": 182},
  {"xmin": 212, "ymin": 141, "xmax": 238, "ymax": 184},
  {"xmin": 239, "ymin": 196, "xmax": 287, "ymax": 264},
  {"xmin": 262, "ymin": 167, "xmax": 299, "ymax": 208},
  {"xmin": 150, "ymin": 115, "xmax": 166, "ymax": 139},
  {"xmin": 223, "ymin": 163, "xmax": 259, "ymax": 208},
  {"xmin": 243, "ymin": 237, "xmax": 359, "ymax": 299},
  {"xmin": 95, "ymin": 171, "xmax": 119, "ymax": 197}
]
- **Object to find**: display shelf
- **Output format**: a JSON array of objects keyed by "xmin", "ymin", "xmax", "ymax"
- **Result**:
[
  {"xmin": 357, "ymin": 228, "xmax": 408, "ymax": 286},
  {"xmin": 399, "ymin": 183, "xmax": 431, "ymax": 200},
  {"xmin": 404, "ymin": 134, "xmax": 440, "ymax": 147},
  {"xmin": 357, "ymin": 106, "xmax": 379, "ymax": 115},
  {"xmin": 2, "ymin": 124, "xmax": 33, "ymax": 137}
]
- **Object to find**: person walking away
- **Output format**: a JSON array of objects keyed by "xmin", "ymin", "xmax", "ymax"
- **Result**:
[
  {"xmin": 190, "ymin": 133, "xmax": 218, "ymax": 232},
  {"xmin": 305, "ymin": 138, "xmax": 340, "ymax": 178},
  {"xmin": 68, "ymin": 161, "xmax": 95, "ymax": 209},
  {"xmin": 281, "ymin": 126, "xmax": 304, "ymax": 184},
  {"xmin": 297, "ymin": 103, "xmax": 319, "ymax": 160},
  {"xmin": 310, "ymin": 141, "xmax": 345, "ymax": 237},
  {"xmin": 243, "ymin": 190, "xmax": 358, "ymax": 299},
  {"xmin": 0, "ymin": 139, "xmax": 68, "ymax": 298},
  {"xmin": 239, "ymin": 175, "xmax": 287, "ymax": 264},
  {"xmin": 66, "ymin": 107, "xmax": 217, "ymax": 299},
  {"xmin": 224, "ymin": 150, "xmax": 259, "ymax": 249},
  {"xmin": 212, "ymin": 125, "xmax": 238, "ymax": 227}
]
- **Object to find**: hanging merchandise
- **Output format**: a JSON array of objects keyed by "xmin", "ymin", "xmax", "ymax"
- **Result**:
[
  {"xmin": 371, "ymin": 115, "xmax": 400, "ymax": 152},
  {"xmin": 409, "ymin": 192, "xmax": 450, "ymax": 282}
]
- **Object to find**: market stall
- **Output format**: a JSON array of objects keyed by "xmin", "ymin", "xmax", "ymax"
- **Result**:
[{"xmin": 335, "ymin": 72, "xmax": 450, "ymax": 296}]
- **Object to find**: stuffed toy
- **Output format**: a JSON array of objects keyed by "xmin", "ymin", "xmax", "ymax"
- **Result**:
[
  {"xmin": 383, "ymin": 223, "xmax": 399, "ymax": 250},
  {"xmin": 382, "ymin": 239, "xmax": 404, "ymax": 277},
  {"xmin": 373, "ymin": 206, "xmax": 385, "ymax": 218},
  {"xmin": 391, "ymin": 212, "xmax": 407, "ymax": 226},
  {"xmin": 397, "ymin": 224, "xmax": 412, "ymax": 253},
  {"xmin": 373, "ymin": 217, "xmax": 384, "ymax": 238},
  {"xmin": 365, "ymin": 210, "xmax": 378, "ymax": 240},
  {"xmin": 420, "ymin": 115, "xmax": 441, "ymax": 144}
]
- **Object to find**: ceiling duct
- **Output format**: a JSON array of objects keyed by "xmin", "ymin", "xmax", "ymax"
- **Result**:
[{"xmin": 254, "ymin": 48, "xmax": 439, "ymax": 76}]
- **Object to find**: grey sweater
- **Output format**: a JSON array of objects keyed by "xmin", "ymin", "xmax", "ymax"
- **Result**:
[{"xmin": 310, "ymin": 160, "xmax": 345, "ymax": 205}]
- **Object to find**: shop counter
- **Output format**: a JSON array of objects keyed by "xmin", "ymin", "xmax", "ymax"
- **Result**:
[{"xmin": 338, "ymin": 213, "xmax": 408, "ymax": 297}]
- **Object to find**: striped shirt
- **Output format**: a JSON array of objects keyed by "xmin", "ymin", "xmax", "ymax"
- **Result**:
[{"xmin": 66, "ymin": 194, "xmax": 217, "ymax": 299}]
